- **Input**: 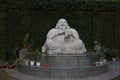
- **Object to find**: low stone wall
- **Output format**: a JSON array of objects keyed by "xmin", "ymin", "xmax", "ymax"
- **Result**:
[
  {"xmin": 18, "ymin": 54, "xmax": 108, "ymax": 78},
  {"xmin": 18, "ymin": 63, "xmax": 108, "ymax": 78},
  {"xmin": 41, "ymin": 54, "xmax": 91, "ymax": 68}
]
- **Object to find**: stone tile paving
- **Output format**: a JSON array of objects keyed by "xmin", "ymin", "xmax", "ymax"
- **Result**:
[{"xmin": 6, "ymin": 61, "xmax": 120, "ymax": 80}]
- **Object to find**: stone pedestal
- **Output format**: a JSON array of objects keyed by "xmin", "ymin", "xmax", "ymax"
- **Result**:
[
  {"xmin": 41, "ymin": 54, "xmax": 91, "ymax": 68},
  {"xmin": 18, "ymin": 53, "xmax": 108, "ymax": 78}
]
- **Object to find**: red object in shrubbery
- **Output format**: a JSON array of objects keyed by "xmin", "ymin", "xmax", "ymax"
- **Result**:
[
  {"xmin": 8, "ymin": 64, "xmax": 16, "ymax": 69},
  {"xmin": 0, "ymin": 64, "xmax": 6, "ymax": 69},
  {"xmin": 42, "ymin": 63, "xmax": 50, "ymax": 68},
  {"xmin": 91, "ymin": 63, "xmax": 96, "ymax": 66}
]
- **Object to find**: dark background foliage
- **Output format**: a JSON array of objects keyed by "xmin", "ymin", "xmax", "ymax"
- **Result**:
[{"xmin": 0, "ymin": 0, "xmax": 120, "ymax": 56}]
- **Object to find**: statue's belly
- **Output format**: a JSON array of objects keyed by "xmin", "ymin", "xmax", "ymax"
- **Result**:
[{"xmin": 53, "ymin": 35, "xmax": 65, "ymax": 43}]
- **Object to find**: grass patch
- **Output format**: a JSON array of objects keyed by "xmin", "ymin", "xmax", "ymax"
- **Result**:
[
  {"xmin": 0, "ymin": 70, "xmax": 18, "ymax": 80},
  {"xmin": 111, "ymin": 75, "xmax": 120, "ymax": 80}
]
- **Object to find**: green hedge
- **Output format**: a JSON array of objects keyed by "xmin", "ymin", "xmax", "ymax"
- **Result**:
[{"xmin": 0, "ymin": 1, "xmax": 120, "ymax": 52}]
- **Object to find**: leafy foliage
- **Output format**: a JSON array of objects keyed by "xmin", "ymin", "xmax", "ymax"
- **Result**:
[
  {"xmin": 23, "ymin": 32, "xmax": 30, "ymax": 48},
  {"xmin": 0, "ymin": 1, "xmax": 120, "ymax": 60},
  {"xmin": 0, "ymin": 48, "xmax": 6, "ymax": 62},
  {"xmin": 27, "ymin": 48, "xmax": 41, "ymax": 61},
  {"xmin": 0, "ymin": 70, "xmax": 17, "ymax": 80}
]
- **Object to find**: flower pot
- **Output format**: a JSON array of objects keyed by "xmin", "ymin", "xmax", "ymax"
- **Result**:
[
  {"xmin": 23, "ymin": 59, "xmax": 29, "ymax": 65},
  {"xmin": 91, "ymin": 63, "xmax": 96, "ymax": 66},
  {"xmin": 99, "ymin": 61, "xmax": 103, "ymax": 65},
  {"xmin": 112, "ymin": 58, "xmax": 116, "ymax": 62},
  {"xmin": 30, "ymin": 61, "xmax": 35, "ymax": 66},
  {"xmin": 8, "ymin": 64, "xmax": 16, "ymax": 69},
  {"xmin": 36, "ymin": 62, "xmax": 41, "ymax": 67},
  {"xmin": 42, "ymin": 63, "xmax": 50, "ymax": 68},
  {"xmin": 26, "ymin": 60, "xmax": 29, "ymax": 65},
  {"xmin": 25, "ymin": 60, "xmax": 29, "ymax": 66},
  {"xmin": 0, "ymin": 64, "xmax": 6, "ymax": 69},
  {"xmin": 3, "ymin": 65, "xmax": 7, "ymax": 68},
  {"xmin": 95, "ymin": 62, "xmax": 99, "ymax": 66},
  {"xmin": 103, "ymin": 59, "xmax": 107, "ymax": 64}
]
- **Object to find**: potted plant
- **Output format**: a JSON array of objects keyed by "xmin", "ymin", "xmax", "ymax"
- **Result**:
[
  {"xmin": 8, "ymin": 63, "xmax": 16, "ymax": 69},
  {"xmin": 0, "ymin": 48, "xmax": 7, "ymax": 69},
  {"xmin": 23, "ymin": 32, "xmax": 30, "ymax": 49},
  {"xmin": 89, "ymin": 52, "xmax": 96, "ymax": 66},
  {"xmin": 28, "ymin": 53, "xmax": 35, "ymax": 66},
  {"xmin": 28, "ymin": 48, "xmax": 41, "ymax": 67},
  {"xmin": 114, "ymin": 49, "xmax": 120, "ymax": 61},
  {"xmin": 19, "ymin": 32, "xmax": 31, "ymax": 64},
  {"xmin": 99, "ymin": 53, "xmax": 105, "ymax": 65},
  {"xmin": 42, "ymin": 51, "xmax": 50, "ymax": 68},
  {"xmin": 91, "ymin": 63, "xmax": 96, "ymax": 66},
  {"xmin": 22, "ymin": 32, "xmax": 35, "ymax": 66},
  {"xmin": 22, "ymin": 54, "xmax": 30, "ymax": 65},
  {"xmin": 19, "ymin": 49, "xmax": 30, "ymax": 66},
  {"xmin": 90, "ymin": 52, "xmax": 105, "ymax": 66},
  {"xmin": 111, "ymin": 48, "xmax": 119, "ymax": 62},
  {"xmin": 34, "ymin": 49, "xmax": 41, "ymax": 67},
  {"xmin": 7, "ymin": 49, "xmax": 18, "ymax": 69},
  {"xmin": 36, "ymin": 60, "xmax": 41, "ymax": 67}
]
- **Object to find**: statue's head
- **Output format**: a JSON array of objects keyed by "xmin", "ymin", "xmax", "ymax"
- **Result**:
[{"xmin": 55, "ymin": 18, "xmax": 70, "ymax": 30}]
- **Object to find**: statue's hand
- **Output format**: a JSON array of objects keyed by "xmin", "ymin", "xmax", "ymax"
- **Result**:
[
  {"xmin": 65, "ymin": 30, "xmax": 73, "ymax": 37},
  {"xmin": 56, "ymin": 30, "xmax": 65, "ymax": 35}
]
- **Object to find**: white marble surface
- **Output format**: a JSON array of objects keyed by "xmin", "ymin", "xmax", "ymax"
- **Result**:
[{"xmin": 42, "ymin": 19, "xmax": 86, "ymax": 54}]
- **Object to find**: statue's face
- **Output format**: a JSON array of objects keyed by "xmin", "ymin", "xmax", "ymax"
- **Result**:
[{"xmin": 58, "ymin": 19, "xmax": 67, "ymax": 30}]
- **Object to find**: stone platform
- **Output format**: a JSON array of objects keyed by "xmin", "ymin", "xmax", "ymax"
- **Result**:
[
  {"xmin": 18, "ymin": 63, "xmax": 108, "ymax": 78},
  {"xmin": 18, "ymin": 54, "xmax": 108, "ymax": 78},
  {"xmin": 41, "ymin": 54, "xmax": 91, "ymax": 68}
]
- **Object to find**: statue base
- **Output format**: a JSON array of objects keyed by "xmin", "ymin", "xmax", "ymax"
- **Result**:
[
  {"xmin": 41, "ymin": 54, "xmax": 91, "ymax": 68},
  {"xmin": 18, "ymin": 53, "xmax": 108, "ymax": 78}
]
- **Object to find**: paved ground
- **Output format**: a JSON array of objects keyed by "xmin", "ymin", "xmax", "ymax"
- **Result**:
[{"xmin": 6, "ymin": 61, "xmax": 120, "ymax": 80}]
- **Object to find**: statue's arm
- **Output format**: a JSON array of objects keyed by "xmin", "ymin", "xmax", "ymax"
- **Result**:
[
  {"xmin": 66, "ymin": 29, "xmax": 79, "ymax": 39},
  {"xmin": 47, "ymin": 29, "xmax": 64, "ymax": 39},
  {"xmin": 55, "ymin": 29, "xmax": 65, "ymax": 35},
  {"xmin": 42, "ymin": 43, "xmax": 46, "ymax": 53},
  {"xmin": 42, "ymin": 29, "xmax": 56, "ymax": 53},
  {"xmin": 47, "ymin": 29, "xmax": 56, "ymax": 39}
]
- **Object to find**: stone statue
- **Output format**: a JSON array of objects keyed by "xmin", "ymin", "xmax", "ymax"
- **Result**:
[
  {"xmin": 94, "ymin": 41, "xmax": 101, "ymax": 52},
  {"xmin": 19, "ymin": 49, "xmax": 29, "ymax": 59},
  {"xmin": 42, "ymin": 19, "xmax": 87, "ymax": 54}
]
